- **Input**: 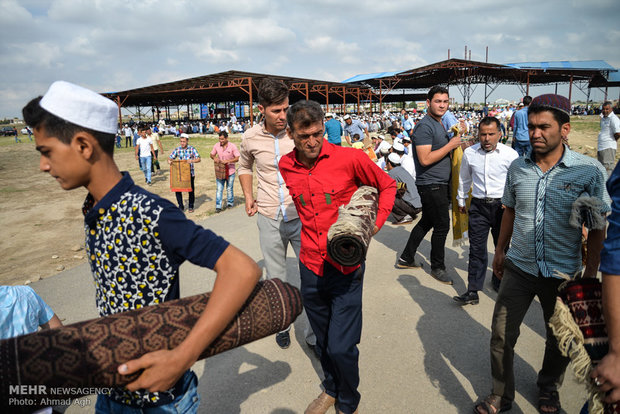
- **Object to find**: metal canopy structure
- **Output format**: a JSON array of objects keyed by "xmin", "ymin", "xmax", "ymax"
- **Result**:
[
  {"xmin": 102, "ymin": 70, "xmax": 372, "ymax": 124},
  {"xmin": 343, "ymin": 58, "xmax": 617, "ymax": 110},
  {"xmin": 589, "ymin": 70, "xmax": 620, "ymax": 101}
]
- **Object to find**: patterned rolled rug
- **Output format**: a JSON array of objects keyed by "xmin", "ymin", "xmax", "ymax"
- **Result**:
[
  {"xmin": 327, "ymin": 186, "xmax": 379, "ymax": 267},
  {"xmin": 0, "ymin": 278, "xmax": 302, "ymax": 409},
  {"xmin": 549, "ymin": 277, "xmax": 618, "ymax": 413}
]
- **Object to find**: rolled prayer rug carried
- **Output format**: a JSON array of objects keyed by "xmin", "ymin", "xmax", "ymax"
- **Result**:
[
  {"xmin": 0, "ymin": 278, "xmax": 302, "ymax": 409},
  {"xmin": 327, "ymin": 185, "xmax": 378, "ymax": 267},
  {"xmin": 549, "ymin": 276, "xmax": 618, "ymax": 414}
]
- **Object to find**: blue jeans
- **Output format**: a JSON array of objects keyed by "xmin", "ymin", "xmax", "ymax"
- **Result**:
[
  {"xmin": 512, "ymin": 140, "xmax": 531, "ymax": 157},
  {"xmin": 139, "ymin": 156, "xmax": 152, "ymax": 183},
  {"xmin": 215, "ymin": 173, "xmax": 235, "ymax": 209},
  {"xmin": 95, "ymin": 371, "xmax": 199, "ymax": 413}
]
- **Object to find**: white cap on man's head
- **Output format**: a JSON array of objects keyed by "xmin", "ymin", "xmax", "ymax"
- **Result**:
[
  {"xmin": 392, "ymin": 141, "xmax": 405, "ymax": 152},
  {"xmin": 40, "ymin": 81, "xmax": 118, "ymax": 134},
  {"xmin": 180, "ymin": 133, "xmax": 189, "ymax": 139},
  {"xmin": 387, "ymin": 153, "xmax": 401, "ymax": 165},
  {"xmin": 343, "ymin": 114, "xmax": 351, "ymax": 120},
  {"xmin": 325, "ymin": 113, "xmax": 333, "ymax": 118}
]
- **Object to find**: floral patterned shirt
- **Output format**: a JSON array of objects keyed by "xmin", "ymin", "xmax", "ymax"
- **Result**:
[{"xmin": 82, "ymin": 172, "xmax": 228, "ymax": 407}]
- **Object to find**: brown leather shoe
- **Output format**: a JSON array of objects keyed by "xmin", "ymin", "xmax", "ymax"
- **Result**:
[{"xmin": 304, "ymin": 391, "xmax": 336, "ymax": 414}]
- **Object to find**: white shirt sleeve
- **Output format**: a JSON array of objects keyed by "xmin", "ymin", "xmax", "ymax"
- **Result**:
[{"xmin": 457, "ymin": 149, "xmax": 472, "ymax": 207}]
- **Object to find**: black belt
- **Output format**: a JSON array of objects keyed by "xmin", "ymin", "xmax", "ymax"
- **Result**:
[{"xmin": 473, "ymin": 197, "xmax": 502, "ymax": 203}]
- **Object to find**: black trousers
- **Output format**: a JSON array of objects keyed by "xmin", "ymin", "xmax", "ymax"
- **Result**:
[
  {"xmin": 400, "ymin": 183, "xmax": 450, "ymax": 270},
  {"xmin": 467, "ymin": 198, "xmax": 504, "ymax": 291},
  {"xmin": 176, "ymin": 175, "xmax": 195, "ymax": 209},
  {"xmin": 151, "ymin": 150, "xmax": 160, "ymax": 172},
  {"xmin": 490, "ymin": 260, "xmax": 570, "ymax": 402}
]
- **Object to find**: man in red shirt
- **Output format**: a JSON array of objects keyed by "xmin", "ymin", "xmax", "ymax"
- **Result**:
[{"xmin": 279, "ymin": 100, "xmax": 396, "ymax": 414}]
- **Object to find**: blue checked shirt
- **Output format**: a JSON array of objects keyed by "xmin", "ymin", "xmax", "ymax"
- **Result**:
[
  {"xmin": 0, "ymin": 286, "xmax": 54, "ymax": 339},
  {"xmin": 169, "ymin": 145, "xmax": 200, "ymax": 176},
  {"xmin": 502, "ymin": 146, "xmax": 610, "ymax": 278}
]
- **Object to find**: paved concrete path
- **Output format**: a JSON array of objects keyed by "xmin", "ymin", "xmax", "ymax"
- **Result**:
[{"xmin": 31, "ymin": 205, "xmax": 587, "ymax": 413}]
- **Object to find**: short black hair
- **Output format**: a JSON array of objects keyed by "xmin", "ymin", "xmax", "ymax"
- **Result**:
[
  {"xmin": 523, "ymin": 96, "xmax": 533, "ymax": 106},
  {"xmin": 528, "ymin": 104, "xmax": 570, "ymax": 126},
  {"xmin": 219, "ymin": 130, "xmax": 228, "ymax": 138},
  {"xmin": 427, "ymin": 85, "xmax": 449, "ymax": 101},
  {"xmin": 478, "ymin": 116, "xmax": 501, "ymax": 130},
  {"xmin": 286, "ymin": 100, "xmax": 324, "ymax": 132},
  {"xmin": 258, "ymin": 78, "xmax": 289, "ymax": 107},
  {"xmin": 603, "ymin": 101, "xmax": 613, "ymax": 108},
  {"xmin": 22, "ymin": 96, "xmax": 115, "ymax": 155}
]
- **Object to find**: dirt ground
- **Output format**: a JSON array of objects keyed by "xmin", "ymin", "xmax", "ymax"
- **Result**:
[
  {"xmin": 0, "ymin": 116, "xmax": 614, "ymax": 286},
  {"xmin": 0, "ymin": 132, "xmax": 247, "ymax": 286}
]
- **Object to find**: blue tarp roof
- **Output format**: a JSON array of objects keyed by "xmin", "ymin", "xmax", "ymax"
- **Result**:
[
  {"xmin": 505, "ymin": 60, "xmax": 616, "ymax": 71},
  {"xmin": 342, "ymin": 71, "xmax": 404, "ymax": 83},
  {"xmin": 608, "ymin": 71, "xmax": 620, "ymax": 82}
]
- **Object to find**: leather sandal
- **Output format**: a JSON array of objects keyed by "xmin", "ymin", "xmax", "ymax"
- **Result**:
[
  {"xmin": 473, "ymin": 394, "xmax": 512, "ymax": 414},
  {"xmin": 538, "ymin": 390, "xmax": 560, "ymax": 414}
]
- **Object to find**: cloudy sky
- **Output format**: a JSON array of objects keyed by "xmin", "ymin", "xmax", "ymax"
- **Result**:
[{"xmin": 1, "ymin": 0, "xmax": 619, "ymax": 118}]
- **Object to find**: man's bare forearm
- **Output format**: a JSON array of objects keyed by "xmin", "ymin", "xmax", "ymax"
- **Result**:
[{"xmin": 239, "ymin": 174, "xmax": 254, "ymax": 200}]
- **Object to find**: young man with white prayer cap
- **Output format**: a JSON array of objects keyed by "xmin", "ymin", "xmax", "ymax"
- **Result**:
[
  {"xmin": 386, "ymin": 152, "xmax": 422, "ymax": 225},
  {"xmin": 22, "ymin": 81, "xmax": 260, "ymax": 412}
]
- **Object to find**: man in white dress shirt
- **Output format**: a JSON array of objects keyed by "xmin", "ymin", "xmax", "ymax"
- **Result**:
[
  {"xmin": 453, "ymin": 117, "xmax": 518, "ymax": 305},
  {"xmin": 598, "ymin": 101, "xmax": 620, "ymax": 176}
]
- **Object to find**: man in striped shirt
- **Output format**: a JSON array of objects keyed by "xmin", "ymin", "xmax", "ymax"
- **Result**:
[{"xmin": 475, "ymin": 94, "xmax": 610, "ymax": 414}]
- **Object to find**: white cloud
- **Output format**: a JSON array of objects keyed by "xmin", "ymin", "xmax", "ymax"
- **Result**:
[
  {"xmin": 9, "ymin": 42, "xmax": 62, "ymax": 68},
  {"xmin": 222, "ymin": 18, "xmax": 296, "ymax": 48},
  {"xmin": 0, "ymin": 0, "xmax": 32, "ymax": 24},
  {"xmin": 66, "ymin": 36, "xmax": 96, "ymax": 56},
  {"xmin": 177, "ymin": 38, "xmax": 239, "ymax": 64}
]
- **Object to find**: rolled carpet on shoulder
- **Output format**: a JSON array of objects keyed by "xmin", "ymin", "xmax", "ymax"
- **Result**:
[{"xmin": 327, "ymin": 186, "xmax": 378, "ymax": 267}]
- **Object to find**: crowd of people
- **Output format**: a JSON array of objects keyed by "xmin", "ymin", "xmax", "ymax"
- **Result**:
[{"xmin": 3, "ymin": 78, "xmax": 619, "ymax": 414}]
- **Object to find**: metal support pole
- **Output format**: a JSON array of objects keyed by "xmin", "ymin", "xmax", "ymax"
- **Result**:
[
  {"xmin": 526, "ymin": 72, "xmax": 530, "ymax": 96},
  {"xmin": 326, "ymin": 87, "xmax": 329, "ymax": 113},
  {"xmin": 568, "ymin": 75, "xmax": 573, "ymax": 111},
  {"xmin": 116, "ymin": 97, "xmax": 122, "ymax": 129},
  {"xmin": 249, "ymin": 78, "xmax": 254, "ymax": 125}
]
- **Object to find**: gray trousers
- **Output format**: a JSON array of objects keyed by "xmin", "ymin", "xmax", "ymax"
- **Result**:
[
  {"xmin": 257, "ymin": 212, "xmax": 315, "ymax": 345},
  {"xmin": 490, "ymin": 260, "xmax": 570, "ymax": 402},
  {"xmin": 597, "ymin": 148, "xmax": 616, "ymax": 177}
]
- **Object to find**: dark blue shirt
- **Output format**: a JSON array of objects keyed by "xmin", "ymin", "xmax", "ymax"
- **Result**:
[
  {"xmin": 412, "ymin": 114, "xmax": 452, "ymax": 185},
  {"xmin": 83, "ymin": 172, "xmax": 229, "ymax": 407}
]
